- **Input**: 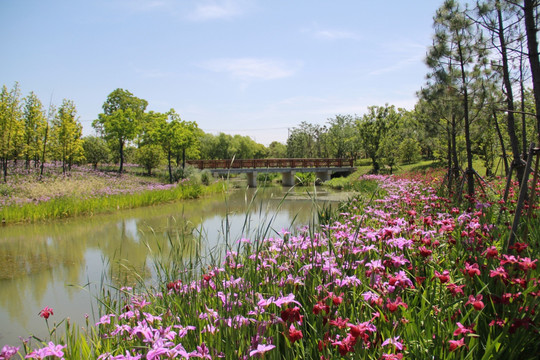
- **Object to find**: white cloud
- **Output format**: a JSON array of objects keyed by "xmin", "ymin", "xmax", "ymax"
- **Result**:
[
  {"xmin": 313, "ymin": 29, "xmax": 360, "ymax": 41},
  {"xmin": 188, "ymin": 0, "xmax": 247, "ymax": 21},
  {"xmin": 368, "ymin": 40, "xmax": 426, "ymax": 76},
  {"xmin": 201, "ymin": 58, "xmax": 300, "ymax": 81}
]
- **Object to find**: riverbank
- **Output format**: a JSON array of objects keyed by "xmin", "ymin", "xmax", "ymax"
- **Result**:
[{"xmin": 0, "ymin": 163, "xmax": 225, "ymax": 224}]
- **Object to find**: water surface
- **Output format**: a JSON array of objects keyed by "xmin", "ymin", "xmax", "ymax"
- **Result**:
[{"xmin": 0, "ymin": 186, "xmax": 348, "ymax": 347}]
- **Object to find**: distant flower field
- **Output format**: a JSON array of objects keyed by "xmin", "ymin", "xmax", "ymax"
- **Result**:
[{"xmin": 0, "ymin": 163, "xmax": 220, "ymax": 223}]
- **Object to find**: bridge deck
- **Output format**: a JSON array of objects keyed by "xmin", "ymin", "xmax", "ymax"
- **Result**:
[{"xmin": 186, "ymin": 158, "xmax": 354, "ymax": 170}]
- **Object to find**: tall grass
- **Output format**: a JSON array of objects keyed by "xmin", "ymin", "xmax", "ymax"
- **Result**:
[{"xmin": 0, "ymin": 180, "xmax": 224, "ymax": 224}]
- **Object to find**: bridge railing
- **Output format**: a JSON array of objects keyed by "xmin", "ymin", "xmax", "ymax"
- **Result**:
[{"xmin": 186, "ymin": 158, "xmax": 354, "ymax": 170}]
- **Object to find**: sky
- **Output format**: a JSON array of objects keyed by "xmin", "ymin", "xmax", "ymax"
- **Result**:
[{"xmin": 1, "ymin": 0, "xmax": 445, "ymax": 145}]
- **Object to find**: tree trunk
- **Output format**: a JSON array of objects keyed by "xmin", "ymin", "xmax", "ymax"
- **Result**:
[
  {"xmin": 168, "ymin": 149, "xmax": 173, "ymax": 183},
  {"xmin": 446, "ymin": 122, "xmax": 453, "ymax": 196},
  {"xmin": 451, "ymin": 113, "xmax": 461, "ymax": 191},
  {"xmin": 498, "ymin": 4, "xmax": 526, "ymax": 184},
  {"xmin": 1, "ymin": 158, "xmax": 7, "ymax": 183},
  {"xmin": 457, "ymin": 40, "xmax": 475, "ymax": 198},
  {"xmin": 119, "ymin": 141, "xmax": 124, "ymax": 174},
  {"xmin": 40, "ymin": 123, "xmax": 48, "ymax": 179},
  {"xmin": 520, "ymin": 49, "xmax": 529, "ymax": 158},
  {"xmin": 493, "ymin": 109, "xmax": 509, "ymax": 176},
  {"xmin": 182, "ymin": 148, "xmax": 186, "ymax": 170},
  {"xmin": 524, "ymin": 0, "xmax": 540, "ymax": 141}
]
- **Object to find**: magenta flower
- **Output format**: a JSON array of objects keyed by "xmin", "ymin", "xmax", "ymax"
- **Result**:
[
  {"xmin": 464, "ymin": 262, "xmax": 481, "ymax": 277},
  {"xmin": 465, "ymin": 294, "xmax": 485, "ymax": 310},
  {"xmin": 453, "ymin": 322, "xmax": 475, "ymax": 336},
  {"xmin": 249, "ymin": 344, "xmax": 276, "ymax": 357},
  {"xmin": 25, "ymin": 342, "xmax": 66, "ymax": 359},
  {"xmin": 382, "ymin": 336, "xmax": 403, "ymax": 351},
  {"xmin": 38, "ymin": 306, "xmax": 53, "ymax": 320},
  {"xmin": 1, "ymin": 345, "xmax": 19, "ymax": 360},
  {"xmin": 449, "ymin": 337, "xmax": 466, "ymax": 351}
]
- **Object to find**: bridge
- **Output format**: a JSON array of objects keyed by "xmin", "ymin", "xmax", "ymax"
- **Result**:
[{"xmin": 186, "ymin": 158, "xmax": 355, "ymax": 187}]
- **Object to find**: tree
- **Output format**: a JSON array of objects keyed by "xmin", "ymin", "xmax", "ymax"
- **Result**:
[
  {"xmin": 476, "ymin": 0, "xmax": 527, "ymax": 183},
  {"xmin": 136, "ymin": 144, "xmax": 163, "ymax": 176},
  {"xmin": 40, "ymin": 103, "xmax": 55, "ymax": 178},
  {"xmin": 83, "ymin": 136, "xmax": 110, "ymax": 170},
  {"xmin": 268, "ymin": 141, "xmax": 287, "ymax": 158},
  {"xmin": 286, "ymin": 122, "xmax": 327, "ymax": 158},
  {"xmin": 522, "ymin": 0, "xmax": 540, "ymax": 141},
  {"xmin": 326, "ymin": 115, "xmax": 359, "ymax": 159},
  {"xmin": 356, "ymin": 105, "xmax": 398, "ymax": 173},
  {"xmin": 0, "ymin": 83, "xmax": 23, "ymax": 182},
  {"xmin": 93, "ymin": 89, "xmax": 148, "ymax": 173},
  {"xmin": 427, "ymin": 0, "xmax": 489, "ymax": 197},
  {"xmin": 51, "ymin": 99, "xmax": 84, "ymax": 174},
  {"xmin": 399, "ymin": 138, "xmax": 422, "ymax": 164},
  {"xmin": 377, "ymin": 129, "xmax": 400, "ymax": 173},
  {"xmin": 22, "ymin": 91, "xmax": 47, "ymax": 168},
  {"xmin": 158, "ymin": 110, "xmax": 194, "ymax": 183}
]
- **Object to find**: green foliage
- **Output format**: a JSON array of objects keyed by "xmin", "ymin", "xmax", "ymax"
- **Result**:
[
  {"xmin": 257, "ymin": 172, "xmax": 279, "ymax": 186},
  {"xmin": 50, "ymin": 99, "xmax": 85, "ymax": 173},
  {"xmin": 0, "ymin": 83, "xmax": 24, "ymax": 182},
  {"xmin": 199, "ymin": 132, "xmax": 267, "ymax": 160},
  {"xmin": 172, "ymin": 165, "xmax": 198, "ymax": 183},
  {"xmin": 22, "ymin": 91, "xmax": 47, "ymax": 167},
  {"xmin": 286, "ymin": 121, "xmax": 329, "ymax": 158},
  {"xmin": 93, "ymin": 89, "xmax": 148, "ymax": 173},
  {"xmin": 83, "ymin": 136, "xmax": 110, "ymax": 169},
  {"xmin": 294, "ymin": 172, "xmax": 315, "ymax": 186},
  {"xmin": 267, "ymin": 141, "xmax": 287, "ymax": 158},
  {"xmin": 326, "ymin": 114, "xmax": 358, "ymax": 159},
  {"xmin": 356, "ymin": 104, "xmax": 399, "ymax": 173},
  {"xmin": 136, "ymin": 144, "xmax": 164, "ymax": 175},
  {"xmin": 200, "ymin": 169, "xmax": 212, "ymax": 186},
  {"xmin": 399, "ymin": 138, "xmax": 421, "ymax": 164},
  {"xmin": 323, "ymin": 176, "xmax": 351, "ymax": 190}
]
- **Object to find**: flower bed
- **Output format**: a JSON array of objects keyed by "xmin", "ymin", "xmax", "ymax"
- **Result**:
[{"xmin": 4, "ymin": 173, "xmax": 539, "ymax": 359}]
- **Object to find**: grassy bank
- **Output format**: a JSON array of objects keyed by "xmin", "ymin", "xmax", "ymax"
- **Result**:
[{"xmin": 0, "ymin": 163, "xmax": 225, "ymax": 224}]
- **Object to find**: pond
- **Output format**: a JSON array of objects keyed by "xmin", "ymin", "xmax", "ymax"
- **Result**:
[{"xmin": 0, "ymin": 186, "xmax": 350, "ymax": 348}]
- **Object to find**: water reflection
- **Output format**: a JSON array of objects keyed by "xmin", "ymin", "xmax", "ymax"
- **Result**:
[{"xmin": 0, "ymin": 186, "xmax": 343, "ymax": 347}]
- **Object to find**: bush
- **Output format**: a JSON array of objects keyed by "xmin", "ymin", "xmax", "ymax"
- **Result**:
[
  {"xmin": 172, "ymin": 165, "xmax": 198, "ymax": 183},
  {"xmin": 324, "ymin": 176, "xmax": 351, "ymax": 190},
  {"xmin": 135, "ymin": 145, "xmax": 164, "ymax": 175},
  {"xmin": 200, "ymin": 170, "xmax": 212, "ymax": 186},
  {"xmin": 257, "ymin": 172, "xmax": 278, "ymax": 186},
  {"xmin": 295, "ymin": 172, "xmax": 315, "ymax": 186},
  {"xmin": 82, "ymin": 136, "xmax": 110, "ymax": 170}
]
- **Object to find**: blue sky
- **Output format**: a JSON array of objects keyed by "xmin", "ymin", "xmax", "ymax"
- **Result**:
[{"xmin": 1, "ymin": 0, "xmax": 444, "ymax": 145}]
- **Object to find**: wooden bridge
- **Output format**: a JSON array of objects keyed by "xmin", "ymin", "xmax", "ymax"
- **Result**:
[{"xmin": 186, "ymin": 158, "xmax": 355, "ymax": 187}]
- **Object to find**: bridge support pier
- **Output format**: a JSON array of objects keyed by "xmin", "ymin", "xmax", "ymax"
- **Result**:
[
  {"xmin": 282, "ymin": 171, "xmax": 295, "ymax": 187},
  {"xmin": 247, "ymin": 172, "xmax": 257, "ymax": 188},
  {"xmin": 315, "ymin": 170, "xmax": 331, "ymax": 184}
]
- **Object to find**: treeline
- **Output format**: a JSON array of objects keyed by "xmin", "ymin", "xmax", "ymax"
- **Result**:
[
  {"xmin": 2, "ymin": 0, "xmax": 538, "ymax": 193},
  {"xmin": 0, "ymin": 84, "xmax": 83, "ymax": 181},
  {"xmin": 290, "ymin": 0, "xmax": 540, "ymax": 197},
  {"xmin": 0, "ymin": 86, "xmax": 287, "ymax": 184}
]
